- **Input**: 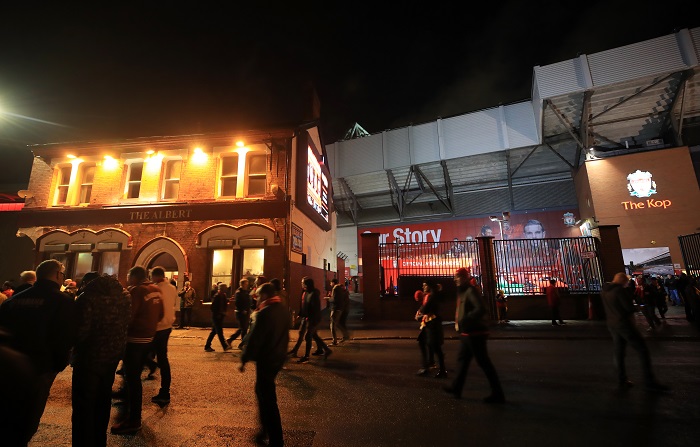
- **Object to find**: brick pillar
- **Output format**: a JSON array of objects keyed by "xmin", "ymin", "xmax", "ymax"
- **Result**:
[
  {"xmin": 594, "ymin": 224, "xmax": 625, "ymax": 282},
  {"xmin": 477, "ymin": 236, "xmax": 498, "ymax": 320},
  {"xmin": 360, "ymin": 233, "xmax": 380, "ymax": 320}
]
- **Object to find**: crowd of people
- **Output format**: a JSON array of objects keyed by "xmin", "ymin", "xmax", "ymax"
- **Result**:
[{"xmin": 2, "ymin": 262, "xmax": 697, "ymax": 446}]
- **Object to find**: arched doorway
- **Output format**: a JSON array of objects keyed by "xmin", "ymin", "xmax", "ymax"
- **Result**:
[{"xmin": 132, "ymin": 237, "xmax": 188, "ymax": 290}]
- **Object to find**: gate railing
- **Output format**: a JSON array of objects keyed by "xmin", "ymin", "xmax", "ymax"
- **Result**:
[
  {"xmin": 492, "ymin": 237, "xmax": 603, "ymax": 295},
  {"xmin": 379, "ymin": 237, "xmax": 603, "ymax": 297},
  {"xmin": 678, "ymin": 232, "xmax": 700, "ymax": 277},
  {"xmin": 379, "ymin": 240, "xmax": 480, "ymax": 295}
]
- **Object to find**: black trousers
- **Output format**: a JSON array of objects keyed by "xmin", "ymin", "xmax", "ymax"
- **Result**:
[
  {"xmin": 206, "ymin": 315, "xmax": 228, "ymax": 349},
  {"xmin": 304, "ymin": 321, "xmax": 329, "ymax": 357},
  {"xmin": 609, "ymin": 324, "xmax": 655, "ymax": 385},
  {"xmin": 450, "ymin": 334, "xmax": 503, "ymax": 398},
  {"xmin": 289, "ymin": 318, "xmax": 308, "ymax": 354},
  {"xmin": 72, "ymin": 363, "xmax": 119, "ymax": 446},
  {"xmin": 179, "ymin": 307, "xmax": 192, "ymax": 327},
  {"xmin": 255, "ymin": 364, "xmax": 284, "ymax": 447},
  {"xmin": 228, "ymin": 311, "xmax": 250, "ymax": 342}
]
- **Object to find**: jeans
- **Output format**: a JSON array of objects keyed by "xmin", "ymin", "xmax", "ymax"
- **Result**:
[
  {"xmin": 330, "ymin": 309, "xmax": 350, "ymax": 343},
  {"xmin": 206, "ymin": 315, "xmax": 228, "ymax": 349},
  {"xmin": 122, "ymin": 342, "xmax": 151, "ymax": 422},
  {"xmin": 72, "ymin": 362, "xmax": 119, "ymax": 446},
  {"xmin": 151, "ymin": 328, "xmax": 172, "ymax": 395}
]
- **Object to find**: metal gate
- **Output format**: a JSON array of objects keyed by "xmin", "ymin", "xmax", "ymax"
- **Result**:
[
  {"xmin": 678, "ymin": 232, "xmax": 700, "ymax": 276},
  {"xmin": 492, "ymin": 237, "xmax": 603, "ymax": 295},
  {"xmin": 379, "ymin": 237, "xmax": 603, "ymax": 297}
]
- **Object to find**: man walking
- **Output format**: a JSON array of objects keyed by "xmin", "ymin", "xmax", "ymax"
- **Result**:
[
  {"xmin": 177, "ymin": 280, "xmax": 197, "ymax": 329},
  {"xmin": 296, "ymin": 277, "xmax": 332, "ymax": 363},
  {"xmin": 111, "ymin": 266, "xmax": 163, "ymax": 435},
  {"xmin": 205, "ymin": 283, "xmax": 232, "ymax": 352},
  {"xmin": 443, "ymin": 268, "xmax": 505, "ymax": 403},
  {"xmin": 227, "ymin": 278, "xmax": 252, "ymax": 348},
  {"xmin": 72, "ymin": 272, "xmax": 130, "ymax": 446},
  {"xmin": 326, "ymin": 278, "xmax": 350, "ymax": 345},
  {"xmin": 0, "ymin": 259, "xmax": 76, "ymax": 445},
  {"xmin": 239, "ymin": 282, "xmax": 290, "ymax": 447},
  {"xmin": 601, "ymin": 272, "xmax": 669, "ymax": 391},
  {"xmin": 148, "ymin": 267, "xmax": 177, "ymax": 406}
]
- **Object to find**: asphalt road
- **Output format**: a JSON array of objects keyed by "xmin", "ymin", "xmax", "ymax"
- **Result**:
[{"xmin": 30, "ymin": 313, "xmax": 700, "ymax": 447}]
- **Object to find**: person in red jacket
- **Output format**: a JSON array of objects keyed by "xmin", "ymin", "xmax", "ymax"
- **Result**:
[
  {"xmin": 111, "ymin": 266, "xmax": 163, "ymax": 436},
  {"xmin": 545, "ymin": 279, "xmax": 566, "ymax": 326}
]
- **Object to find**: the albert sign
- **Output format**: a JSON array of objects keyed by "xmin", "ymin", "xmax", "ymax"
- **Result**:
[{"xmin": 622, "ymin": 170, "xmax": 671, "ymax": 210}]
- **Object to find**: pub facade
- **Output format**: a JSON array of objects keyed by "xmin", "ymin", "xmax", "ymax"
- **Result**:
[{"xmin": 16, "ymin": 124, "xmax": 335, "ymax": 324}]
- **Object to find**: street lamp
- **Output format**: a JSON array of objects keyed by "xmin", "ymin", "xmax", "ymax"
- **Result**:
[{"xmin": 488, "ymin": 212, "xmax": 510, "ymax": 239}]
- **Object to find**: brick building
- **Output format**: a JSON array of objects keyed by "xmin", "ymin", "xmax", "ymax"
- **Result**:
[{"xmin": 16, "ymin": 124, "xmax": 336, "ymax": 325}]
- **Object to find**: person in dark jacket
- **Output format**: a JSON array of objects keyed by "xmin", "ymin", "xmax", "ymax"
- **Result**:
[
  {"xmin": 416, "ymin": 280, "xmax": 447, "ymax": 378},
  {"xmin": 177, "ymin": 280, "xmax": 197, "ymax": 329},
  {"xmin": 600, "ymin": 272, "xmax": 668, "ymax": 391},
  {"xmin": 443, "ymin": 267, "xmax": 505, "ymax": 403},
  {"xmin": 297, "ymin": 277, "xmax": 332, "ymax": 363},
  {"xmin": 239, "ymin": 282, "xmax": 290, "ymax": 447},
  {"xmin": 205, "ymin": 283, "xmax": 232, "ymax": 352},
  {"xmin": 0, "ymin": 259, "xmax": 76, "ymax": 445},
  {"xmin": 325, "ymin": 278, "xmax": 350, "ymax": 345},
  {"xmin": 72, "ymin": 272, "xmax": 131, "ymax": 446},
  {"xmin": 111, "ymin": 266, "xmax": 163, "ymax": 436},
  {"xmin": 227, "ymin": 278, "xmax": 252, "ymax": 348},
  {"xmin": 14, "ymin": 270, "xmax": 36, "ymax": 295}
]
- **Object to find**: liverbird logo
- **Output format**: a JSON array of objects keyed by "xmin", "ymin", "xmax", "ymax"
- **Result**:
[{"xmin": 627, "ymin": 170, "xmax": 657, "ymax": 198}]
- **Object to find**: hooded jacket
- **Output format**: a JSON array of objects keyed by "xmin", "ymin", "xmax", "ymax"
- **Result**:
[{"xmin": 73, "ymin": 275, "xmax": 131, "ymax": 371}]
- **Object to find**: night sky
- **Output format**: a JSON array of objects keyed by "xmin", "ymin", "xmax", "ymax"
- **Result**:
[{"xmin": 0, "ymin": 1, "xmax": 696, "ymax": 189}]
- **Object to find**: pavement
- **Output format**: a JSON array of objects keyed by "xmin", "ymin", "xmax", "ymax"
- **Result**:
[
  {"xmin": 27, "ymin": 294, "xmax": 700, "ymax": 447},
  {"xmin": 296, "ymin": 293, "xmax": 700, "ymax": 343}
]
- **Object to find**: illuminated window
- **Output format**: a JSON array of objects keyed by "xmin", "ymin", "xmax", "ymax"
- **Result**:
[
  {"xmin": 75, "ymin": 252, "xmax": 94, "ymax": 279},
  {"xmin": 211, "ymin": 248, "xmax": 234, "ymax": 301},
  {"xmin": 125, "ymin": 161, "xmax": 144, "ymax": 199},
  {"xmin": 246, "ymin": 154, "xmax": 267, "ymax": 196},
  {"xmin": 242, "ymin": 248, "xmax": 265, "ymax": 276},
  {"xmin": 162, "ymin": 159, "xmax": 182, "ymax": 200},
  {"xmin": 100, "ymin": 252, "xmax": 120, "ymax": 276},
  {"xmin": 54, "ymin": 166, "xmax": 72, "ymax": 205},
  {"xmin": 220, "ymin": 154, "xmax": 239, "ymax": 197},
  {"xmin": 78, "ymin": 164, "xmax": 95, "ymax": 204}
]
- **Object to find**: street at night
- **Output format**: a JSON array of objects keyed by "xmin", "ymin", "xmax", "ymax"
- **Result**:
[{"xmin": 31, "ymin": 306, "xmax": 699, "ymax": 447}]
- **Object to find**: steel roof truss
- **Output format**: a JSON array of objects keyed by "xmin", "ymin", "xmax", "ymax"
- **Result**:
[
  {"xmin": 589, "ymin": 73, "xmax": 675, "ymax": 123},
  {"xmin": 386, "ymin": 169, "xmax": 405, "ymax": 219},
  {"xmin": 413, "ymin": 165, "xmax": 452, "ymax": 213},
  {"xmin": 338, "ymin": 178, "xmax": 360, "ymax": 225},
  {"xmin": 545, "ymin": 100, "xmax": 586, "ymax": 151}
]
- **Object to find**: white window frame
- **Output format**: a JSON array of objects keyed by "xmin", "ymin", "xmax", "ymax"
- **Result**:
[
  {"xmin": 245, "ymin": 152, "xmax": 267, "ymax": 197},
  {"xmin": 219, "ymin": 153, "xmax": 239, "ymax": 198},
  {"xmin": 124, "ymin": 160, "xmax": 145, "ymax": 200},
  {"xmin": 215, "ymin": 146, "xmax": 269, "ymax": 199},
  {"xmin": 53, "ymin": 164, "xmax": 73, "ymax": 206},
  {"xmin": 161, "ymin": 157, "xmax": 182, "ymax": 201},
  {"xmin": 77, "ymin": 163, "xmax": 96, "ymax": 205}
]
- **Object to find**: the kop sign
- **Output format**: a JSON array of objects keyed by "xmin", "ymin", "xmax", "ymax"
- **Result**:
[{"xmin": 621, "ymin": 170, "xmax": 671, "ymax": 210}]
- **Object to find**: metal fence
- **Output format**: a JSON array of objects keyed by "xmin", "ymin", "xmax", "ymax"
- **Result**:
[
  {"xmin": 379, "ymin": 240, "xmax": 480, "ymax": 295},
  {"xmin": 378, "ymin": 237, "xmax": 604, "ymax": 297},
  {"xmin": 678, "ymin": 232, "xmax": 700, "ymax": 277},
  {"xmin": 492, "ymin": 237, "xmax": 603, "ymax": 295}
]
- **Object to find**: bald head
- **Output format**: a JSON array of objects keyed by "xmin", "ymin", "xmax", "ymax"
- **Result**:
[{"xmin": 612, "ymin": 272, "xmax": 629, "ymax": 285}]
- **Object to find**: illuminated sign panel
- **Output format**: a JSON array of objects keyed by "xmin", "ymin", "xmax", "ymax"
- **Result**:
[
  {"xmin": 306, "ymin": 146, "xmax": 329, "ymax": 223},
  {"xmin": 295, "ymin": 131, "xmax": 332, "ymax": 231},
  {"xmin": 622, "ymin": 169, "xmax": 671, "ymax": 210}
]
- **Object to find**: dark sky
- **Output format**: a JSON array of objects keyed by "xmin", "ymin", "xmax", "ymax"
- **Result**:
[{"xmin": 0, "ymin": 1, "xmax": 697, "ymax": 187}]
